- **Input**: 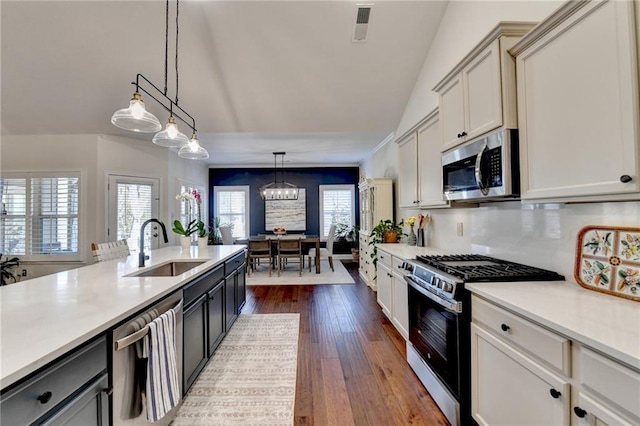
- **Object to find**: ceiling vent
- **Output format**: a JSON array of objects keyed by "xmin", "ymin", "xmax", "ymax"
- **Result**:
[{"xmin": 352, "ymin": 5, "xmax": 373, "ymax": 43}]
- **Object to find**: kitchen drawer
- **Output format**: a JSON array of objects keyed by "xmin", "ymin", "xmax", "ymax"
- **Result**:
[
  {"xmin": 576, "ymin": 345, "xmax": 640, "ymax": 419},
  {"xmin": 391, "ymin": 255, "xmax": 405, "ymax": 271},
  {"xmin": 377, "ymin": 249, "xmax": 392, "ymax": 268},
  {"xmin": 184, "ymin": 264, "xmax": 224, "ymax": 306},
  {"xmin": 225, "ymin": 252, "xmax": 245, "ymax": 274},
  {"xmin": 472, "ymin": 295, "xmax": 570, "ymax": 374},
  {"xmin": 0, "ymin": 336, "xmax": 107, "ymax": 426}
]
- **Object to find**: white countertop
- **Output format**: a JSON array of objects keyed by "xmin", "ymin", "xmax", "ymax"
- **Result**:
[
  {"xmin": 467, "ymin": 281, "xmax": 640, "ymax": 371},
  {"xmin": 0, "ymin": 245, "xmax": 245, "ymax": 389},
  {"xmin": 376, "ymin": 243, "xmax": 639, "ymax": 371},
  {"xmin": 375, "ymin": 243, "xmax": 451, "ymax": 259}
]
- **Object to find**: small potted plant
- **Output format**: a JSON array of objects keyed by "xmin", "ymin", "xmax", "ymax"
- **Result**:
[
  {"xmin": 196, "ymin": 221, "xmax": 208, "ymax": 250},
  {"xmin": 368, "ymin": 219, "xmax": 405, "ymax": 276},
  {"xmin": 1, "ymin": 253, "xmax": 20, "ymax": 286}
]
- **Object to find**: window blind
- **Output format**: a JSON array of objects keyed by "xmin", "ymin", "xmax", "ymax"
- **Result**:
[
  {"xmin": 0, "ymin": 178, "xmax": 27, "ymax": 255},
  {"xmin": 215, "ymin": 188, "xmax": 248, "ymax": 239},
  {"xmin": 1, "ymin": 173, "xmax": 80, "ymax": 257},
  {"xmin": 30, "ymin": 177, "xmax": 79, "ymax": 255},
  {"xmin": 116, "ymin": 182, "xmax": 153, "ymax": 253},
  {"xmin": 320, "ymin": 185, "xmax": 355, "ymax": 238}
]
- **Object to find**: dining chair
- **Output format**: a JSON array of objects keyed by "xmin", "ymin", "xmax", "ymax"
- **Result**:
[
  {"xmin": 91, "ymin": 239, "xmax": 130, "ymax": 262},
  {"xmin": 219, "ymin": 226, "xmax": 234, "ymax": 245},
  {"xmin": 277, "ymin": 238, "xmax": 303, "ymax": 277},
  {"xmin": 247, "ymin": 239, "xmax": 273, "ymax": 276},
  {"xmin": 308, "ymin": 224, "xmax": 336, "ymax": 272}
]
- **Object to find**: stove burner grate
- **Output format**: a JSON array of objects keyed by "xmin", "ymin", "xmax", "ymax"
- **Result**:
[{"xmin": 415, "ymin": 254, "xmax": 564, "ymax": 282}]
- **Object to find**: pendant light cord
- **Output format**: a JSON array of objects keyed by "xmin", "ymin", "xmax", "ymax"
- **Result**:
[
  {"xmin": 163, "ymin": 0, "xmax": 169, "ymax": 97},
  {"xmin": 175, "ymin": 0, "xmax": 180, "ymax": 106}
]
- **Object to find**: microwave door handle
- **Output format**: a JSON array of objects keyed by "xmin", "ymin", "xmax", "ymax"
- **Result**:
[{"xmin": 474, "ymin": 141, "xmax": 489, "ymax": 195}]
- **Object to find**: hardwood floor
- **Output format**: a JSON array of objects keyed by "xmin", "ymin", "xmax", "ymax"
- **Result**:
[{"xmin": 243, "ymin": 261, "xmax": 448, "ymax": 426}]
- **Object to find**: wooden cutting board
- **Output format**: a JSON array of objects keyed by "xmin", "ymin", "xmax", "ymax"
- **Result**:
[{"xmin": 574, "ymin": 225, "xmax": 640, "ymax": 302}]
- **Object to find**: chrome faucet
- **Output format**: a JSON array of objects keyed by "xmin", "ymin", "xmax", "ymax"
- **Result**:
[{"xmin": 139, "ymin": 219, "xmax": 169, "ymax": 267}]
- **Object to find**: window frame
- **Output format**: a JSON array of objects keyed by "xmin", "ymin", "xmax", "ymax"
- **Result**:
[
  {"xmin": 319, "ymin": 184, "xmax": 355, "ymax": 240},
  {"xmin": 0, "ymin": 170, "xmax": 83, "ymax": 262},
  {"xmin": 213, "ymin": 186, "xmax": 250, "ymax": 240}
]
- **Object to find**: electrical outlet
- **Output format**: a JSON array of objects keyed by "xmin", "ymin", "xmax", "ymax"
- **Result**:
[
  {"xmin": 456, "ymin": 222, "xmax": 464, "ymax": 237},
  {"xmin": 21, "ymin": 269, "xmax": 27, "ymax": 277}
]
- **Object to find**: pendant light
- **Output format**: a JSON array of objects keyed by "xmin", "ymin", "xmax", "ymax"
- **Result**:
[
  {"xmin": 260, "ymin": 152, "xmax": 299, "ymax": 201},
  {"xmin": 152, "ymin": 115, "xmax": 189, "ymax": 148},
  {"xmin": 111, "ymin": 0, "xmax": 208, "ymax": 160},
  {"xmin": 111, "ymin": 92, "xmax": 162, "ymax": 133},
  {"xmin": 178, "ymin": 133, "xmax": 209, "ymax": 160}
]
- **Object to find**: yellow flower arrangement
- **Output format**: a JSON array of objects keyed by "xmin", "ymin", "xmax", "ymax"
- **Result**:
[{"xmin": 406, "ymin": 216, "xmax": 416, "ymax": 227}]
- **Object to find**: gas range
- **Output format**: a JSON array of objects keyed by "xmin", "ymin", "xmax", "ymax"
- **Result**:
[
  {"xmin": 404, "ymin": 254, "xmax": 565, "ymax": 304},
  {"xmin": 404, "ymin": 254, "xmax": 564, "ymax": 426}
]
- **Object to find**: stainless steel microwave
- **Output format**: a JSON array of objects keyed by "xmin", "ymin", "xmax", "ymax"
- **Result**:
[{"xmin": 442, "ymin": 129, "xmax": 520, "ymax": 201}]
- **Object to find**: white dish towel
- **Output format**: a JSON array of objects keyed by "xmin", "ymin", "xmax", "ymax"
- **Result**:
[{"xmin": 143, "ymin": 307, "xmax": 181, "ymax": 422}]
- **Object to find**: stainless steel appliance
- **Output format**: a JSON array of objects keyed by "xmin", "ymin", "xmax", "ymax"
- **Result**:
[
  {"xmin": 112, "ymin": 290, "xmax": 183, "ymax": 425},
  {"xmin": 442, "ymin": 129, "xmax": 519, "ymax": 201},
  {"xmin": 404, "ymin": 255, "xmax": 564, "ymax": 426}
]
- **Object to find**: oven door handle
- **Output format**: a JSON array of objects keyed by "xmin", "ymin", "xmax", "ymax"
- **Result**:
[
  {"xmin": 474, "ymin": 141, "xmax": 489, "ymax": 196},
  {"xmin": 405, "ymin": 275, "xmax": 462, "ymax": 313}
]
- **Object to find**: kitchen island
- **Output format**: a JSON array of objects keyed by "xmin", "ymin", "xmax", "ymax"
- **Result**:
[{"xmin": 0, "ymin": 245, "xmax": 245, "ymax": 390}]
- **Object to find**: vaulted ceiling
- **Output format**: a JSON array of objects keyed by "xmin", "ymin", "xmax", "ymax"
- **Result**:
[{"xmin": 1, "ymin": 1, "xmax": 448, "ymax": 166}]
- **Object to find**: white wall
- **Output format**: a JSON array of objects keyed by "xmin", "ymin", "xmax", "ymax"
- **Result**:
[
  {"xmin": 361, "ymin": 0, "xmax": 640, "ymax": 282},
  {"xmin": 1, "ymin": 133, "xmax": 209, "ymax": 278}
]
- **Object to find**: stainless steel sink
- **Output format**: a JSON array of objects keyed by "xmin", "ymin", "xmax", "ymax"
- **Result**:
[{"xmin": 127, "ymin": 261, "xmax": 206, "ymax": 277}]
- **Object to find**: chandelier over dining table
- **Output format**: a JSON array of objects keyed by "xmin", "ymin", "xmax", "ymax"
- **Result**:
[
  {"xmin": 110, "ymin": 0, "xmax": 208, "ymax": 160},
  {"xmin": 260, "ymin": 152, "xmax": 299, "ymax": 201}
]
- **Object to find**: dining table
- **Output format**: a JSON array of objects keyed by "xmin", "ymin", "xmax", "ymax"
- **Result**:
[{"xmin": 246, "ymin": 234, "xmax": 321, "ymax": 273}]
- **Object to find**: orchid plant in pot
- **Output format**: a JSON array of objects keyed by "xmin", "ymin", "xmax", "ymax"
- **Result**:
[{"xmin": 174, "ymin": 191, "xmax": 199, "ymax": 248}]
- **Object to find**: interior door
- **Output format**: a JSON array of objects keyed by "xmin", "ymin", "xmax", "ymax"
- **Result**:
[{"xmin": 107, "ymin": 175, "xmax": 160, "ymax": 253}]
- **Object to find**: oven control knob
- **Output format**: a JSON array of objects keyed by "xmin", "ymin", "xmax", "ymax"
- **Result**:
[{"xmin": 443, "ymin": 282, "xmax": 453, "ymax": 292}]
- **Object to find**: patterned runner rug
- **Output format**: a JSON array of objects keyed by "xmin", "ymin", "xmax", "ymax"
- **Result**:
[{"xmin": 172, "ymin": 314, "xmax": 299, "ymax": 425}]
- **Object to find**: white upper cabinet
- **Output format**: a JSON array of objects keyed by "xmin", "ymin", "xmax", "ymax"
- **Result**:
[
  {"xmin": 434, "ymin": 23, "xmax": 536, "ymax": 152},
  {"xmin": 397, "ymin": 131, "xmax": 419, "ymax": 208},
  {"xmin": 397, "ymin": 109, "xmax": 449, "ymax": 209},
  {"xmin": 511, "ymin": 0, "xmax": 640, "ymax": 202}
]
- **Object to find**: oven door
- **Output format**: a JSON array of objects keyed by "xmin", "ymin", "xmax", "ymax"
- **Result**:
[{"xmin": 407, "ymin": 281, "xmax": 462, "ymax": 398}]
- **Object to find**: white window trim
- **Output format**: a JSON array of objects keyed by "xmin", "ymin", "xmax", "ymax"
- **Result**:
[
  {"xmin": 319, "ymin": 184, "xmax": 355, "ymax": 240},
  {"xmin": 1, "ymin": 170, "xmax": 84, "ymax": 262},
  {"xmin": 213, "ymin": 185, "xmax": 250, "ymax": 239}
]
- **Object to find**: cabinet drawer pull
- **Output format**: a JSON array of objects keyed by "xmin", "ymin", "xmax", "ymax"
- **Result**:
[
  {"xmin": 573, "ymin": 406, "xmax": 587, "ymax": 418},
  {"xmin": 500, "ymin": 323, "xmax": 510, "ymax": 332},
  {"xmin": 620, "ymin": 174, "xmax": 632, "ymax": 183},
  {"xmin": 549, "ymin": 388, "xmax": 561, "ymax": 399},
  {"xmin": 37, "ymin": 391, "xmax": 52, "ymax": 404}
]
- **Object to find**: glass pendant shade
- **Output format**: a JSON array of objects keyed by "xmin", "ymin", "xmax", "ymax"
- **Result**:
[
  {"xmin": 152, "ymin": 116, "xmax": 189, "ymax": 148},
  {"xmin": 111, "ymin": 92, "xmax": 162, "ymax": 133},
  {"xmin": 178, "ymin": 134, "xmax": 209, "ymax": 160}
]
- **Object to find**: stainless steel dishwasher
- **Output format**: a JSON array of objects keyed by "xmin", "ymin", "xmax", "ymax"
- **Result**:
[{"xmin": 111, "ymin": 290, "xmax": 183, "ymax": 425}]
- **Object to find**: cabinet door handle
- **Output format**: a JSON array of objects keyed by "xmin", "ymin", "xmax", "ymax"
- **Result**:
[
  {"xmin": 620, "ymin": 174, "xmax": 632, "ymax": 183},
  {"xmin": 461, "ymin": 131, "xmax": 467, "ymax": 137},
  {"xmin": 37, "ymin": 391, "xmax": 53, "ymax": 404},
  {"xmin": 500, "ymin": 323, "xmax": 510, "ymax": 332},
  {"xmin": 573, "ymin": 407, "xmax": 587, "ymax": 418},
  {"xmin": 549, "ymin": 388, "xmax": 561, "ymax": 399},
  {"xmin": 457, "ymin": 132, "xmax": 462, "ymax": 138}
]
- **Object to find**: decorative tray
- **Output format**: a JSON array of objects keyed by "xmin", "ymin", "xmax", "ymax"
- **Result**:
[{"xmin": 574, "ymin": 225, "xmax": 640, "ymax": 302}]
